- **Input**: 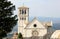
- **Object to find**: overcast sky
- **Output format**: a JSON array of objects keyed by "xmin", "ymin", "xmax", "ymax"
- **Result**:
[{"xmin": 8, "ymin": 0, "xmax": 60, "ymax": 18}]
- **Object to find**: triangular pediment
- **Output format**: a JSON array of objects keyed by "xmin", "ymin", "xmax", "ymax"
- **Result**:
[{"xmin": 25, "ymin": 17, "xmax": 46, "ymax": 29}]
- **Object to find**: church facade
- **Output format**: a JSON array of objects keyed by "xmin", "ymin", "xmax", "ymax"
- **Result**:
[{"xmin": 18, "ymin": 6, "xmax": 52, "ymax": 39}]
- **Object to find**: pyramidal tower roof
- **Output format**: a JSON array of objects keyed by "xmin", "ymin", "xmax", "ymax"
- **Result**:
[
  {"xmin": 18, "ymin": 4, "xmax": 29, "ymax": 9},
  {"xmin": 18, "ymin": 3, "xmax": 29, "ymax": 9}
]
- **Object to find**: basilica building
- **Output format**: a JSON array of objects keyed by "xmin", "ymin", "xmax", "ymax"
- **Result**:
[
  {"xmin": 17, "ymin": 6, "xmax": 53, "ymax": 39},
  {"xmin": 3, "ymin": 6, "xmax": 60, "ymax": 39}
]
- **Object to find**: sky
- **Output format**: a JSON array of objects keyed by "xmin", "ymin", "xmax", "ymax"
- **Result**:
[{"xmin": 8, "ymin": 0, "xmax": 60, "ymax": 18}]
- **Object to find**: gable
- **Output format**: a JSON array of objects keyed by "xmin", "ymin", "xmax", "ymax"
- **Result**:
[{"xmin": 25, "ymin": 18, "xmax": 46, "ymax": 29}]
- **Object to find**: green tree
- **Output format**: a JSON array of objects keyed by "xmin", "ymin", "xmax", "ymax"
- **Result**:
[
  {"xmin": 0, "ymin": 0, "xmax": 17, "ymax": 39},
  {"xmin": 18, "ymin": 33, "xmax": 23, "ymax": 39}
]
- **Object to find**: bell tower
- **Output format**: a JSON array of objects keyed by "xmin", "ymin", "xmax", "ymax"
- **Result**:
[{"xmin": 18, "ymin": 6, "xmax": 29, "ymax": 34}]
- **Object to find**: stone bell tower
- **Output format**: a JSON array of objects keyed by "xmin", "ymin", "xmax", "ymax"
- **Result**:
[{"xmin": 18, "ymin": 6, "xmax": 29, "ymax": 35}]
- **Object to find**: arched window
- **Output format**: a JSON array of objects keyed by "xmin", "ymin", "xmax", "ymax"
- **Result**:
[
  {"xmin": 25, "ymin": 9, "xmax": 26, "ymax": 14},
  {"xmin": 22, "ymin": 18, "xmax": 24, "ymax": 20},
  {"xmin": 20, "ymin": 17, "xmax": 26, "ymax": 20},
  {"xmin": 20, "ymin": 10, "xmax": 21, "ymax": 14},
  {"xmin": 22, "ymin": 10, "xmax": 24, "ymax": 14},
  {"xmin": 21, "ymin": 9, "xmax": 26, "ymax": 14}
]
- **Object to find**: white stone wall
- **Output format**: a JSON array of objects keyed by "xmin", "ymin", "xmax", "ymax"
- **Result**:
[
  {"xmin": 23, "ymin": 28, "xmax": 47, "ymax": 37},
  {"xmin": 18, "ymin": 6, "xmax": 29, "ymax": 34}
]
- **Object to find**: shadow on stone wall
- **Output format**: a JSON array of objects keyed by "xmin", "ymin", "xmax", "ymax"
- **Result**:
[{"xmin": 23, "ymin": 36, "xmax": 47, "ymax": 39}]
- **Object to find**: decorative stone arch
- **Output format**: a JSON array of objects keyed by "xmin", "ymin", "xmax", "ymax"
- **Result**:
[
  {"xmin": 58, "ymin": 34, "xmax": 60, "ymax": 38},
  {"xmin": 51, "ymin": 30, "xmax": 60, "ymax": 39},
  {"xmin": 32, "ymin": 30, "xmax": 39, "ymax": 36}
]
